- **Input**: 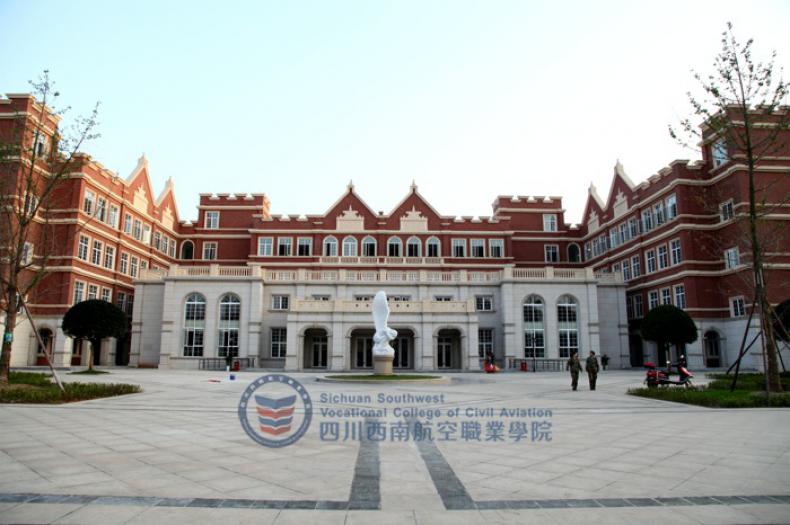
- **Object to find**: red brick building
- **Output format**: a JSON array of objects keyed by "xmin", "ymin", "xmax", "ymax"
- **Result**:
[{"xmin": 2, "ymin": 92, "xmax": 788, "ymax": 371}]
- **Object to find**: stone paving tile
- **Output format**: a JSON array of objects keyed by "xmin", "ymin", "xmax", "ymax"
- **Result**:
[{"xmin": 0, "ymin": 503, "xmax": 85, "ymax": 524}]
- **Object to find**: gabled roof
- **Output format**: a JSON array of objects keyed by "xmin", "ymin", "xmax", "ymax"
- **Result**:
[
  {"xmin": 387, "ymin": 181, "xmax": 450, "ymax": 220},
  {"xmin": 125, "ymin": 154, "xmax": 156, "ymax": 206},
  {"xmin": 323, "ymin": 181, "xmax": 379, "ymax": 219},
  {"xmin": 602, "ymin": 160, "xmax": 637, "ymax": 209}
]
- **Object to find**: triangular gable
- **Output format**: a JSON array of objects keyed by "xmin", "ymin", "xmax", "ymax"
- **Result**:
[
  {"xmin": 125, "ymin": 154, "xmax": 156, "ymax": 215},
  {"xmin": 155, "ymin": 177, "xmax": 181, "ymax": 230},
  {"xmin": 602, "ymin": 160, "xmax": 637, "ymax": 210},
  {"xmin": 322, "ymin": 182, "xmax": 380, "ymax": 230},
  {"xmin": 580, "ymin": 182, "xmax": 605, "ymax": 234},
  {"xmin": 385, "ymin": 182, "xmax": 449, "ymax": 230}
]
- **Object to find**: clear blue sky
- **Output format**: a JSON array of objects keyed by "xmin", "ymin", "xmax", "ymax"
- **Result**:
[{"xmin": 2, "ymin": 1, "xmax": 788, "ymax": 223}]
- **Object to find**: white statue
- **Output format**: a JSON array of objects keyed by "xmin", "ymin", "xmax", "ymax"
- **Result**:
[{"xmin": 372, "ymin": 291, "xmax": 397, "ymax": 357}]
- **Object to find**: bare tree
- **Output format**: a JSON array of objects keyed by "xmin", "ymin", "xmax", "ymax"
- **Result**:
[
  {"xmin": 0, "ymin": 71, "xmax": 99, "ymax": 386},
  {"xmin": 671, "ymin": 23, "xmax": 789, "ymax": 392}
]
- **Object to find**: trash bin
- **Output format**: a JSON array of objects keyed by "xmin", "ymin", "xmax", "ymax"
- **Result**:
[
  {"xmin": 520, "ymin": 361, "xmax": 528, "ymax": 372},
  {"xmin": 232, "ymin": 359, "xmax": 241, "ymax": 371}
]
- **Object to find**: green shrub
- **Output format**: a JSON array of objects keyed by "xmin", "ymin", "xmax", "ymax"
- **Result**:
[
  {"xmin": 0, "ymin": 381, "xmax": 141, "ymax": 404},
  {"xmin": 9, "ymin": 371, "xmax": 53, "ymax": 387},
  {"xmin": 629, "ymin": 386, "xmax": 790, "ymax": 408}
]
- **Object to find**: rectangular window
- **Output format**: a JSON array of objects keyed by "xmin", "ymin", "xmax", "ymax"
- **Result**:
[
  {"xmin": 87, "ymin": 284, "xmax": 98, "ymax": 300},
  {"xmin": 434, "ymin": 295, "xmax": 453, "ymax": 302},
  {"xmin": 124, "ymin": 214, "xmax": 132, "ymax": 235},
  {"xmin": 470, "ymin": 239, "xmax": 485, "ymax": 258},
  {"xmin": 77, "ymin": 235, "xmax": 90, "ymax": 260},
  {"xmin": 489, "ymin": 239, "xmax": 504, "ymax": 258},
  {"xmin": 478, "ymin": 328, "xmax": 494, "ymax": 358},
  {"xmin": 622, "ymin": 259, "xmax": 631, "ymax": 281},
  {"xmin": 272, "ymin": 295, "xmax": 290, "ymax": 310},
  {"xmin": 133, "ymin": 219, "xmax": 142, "ymax": 240},
  {"xmin": 475, "ymin": 295, "xmax": 494, "ymax": 312},
  {"xmin": 205, "ymin": 211, "xmax": 220, "ymax": 229},
  {"xmin": 271, "ymin": 328, "xmax": 287, "ymax": 358},
  {"xmin": 278, "ymin": 237, "xmax": 292, "ymax": 256},
  {"xmin": 544, "ymin": 244, "xmax": 559, "ymax": 263},
  {"xmin": 629, "ymin": 217, "xmax": 640, "ymax": 238},
  {"xmin": 609, "ymin": 227, "xmax": 619, "ymax": 249},
  {"xmin": 73, "ymin": 281, "xmax": 85, "ymax": 304},
  {"xmin": 720, "ymin": 200, "xmax": 734, "ymax": 222},
  {"xmin": 21, "ymin": 242, "xmax": 33, "ymax": 265},
  {"xmin": 543, "ymin": 214, "xmax": 557, "ymax": 232},
  {"xmin": 143, "ymin": 225, "xmax": 151, "ymax": 245},
  {"xmin": 657, "ymin": 245, "xmax": 669, "ymax": 269},
  {"xmin": 661, "ymin": 287, "xmax": 672, "ymax": 305},
  {"xmin": 654, "ymin": 202, "xmax": 666, "ymax": 226},
  {"xmin": 648, "ymin": 290, "xmax": 659, "ymax": 310},
  {"xmin": 632, "ymin": 255, "xmax": 641, "ymax": 277},
  {"xmin": 297, "ymin": 238, "xmax": 312, "ymax": 256},
  {"xmin": 130, "ymin": 256, "xmax": 139, "ymax": 278},
  {"xmin": 311, "ymin": 294, "xmax": 331, "ymax": 301},
  {"xmin": 125, "ymin": 295, "xmax": 134, "ymax": 316},
  {"xmin": 108, "ymin": 205, "xmax": 119, "ymax": 228},
  {"xmin": 674, "ymin": 285, "xmax": 686, "ymax": 309},
  {"xmin": 258, "ymin": 237, "xmax": 273, "ymax": 256},
  {"xmin": 116, "ymin": 292, "xmax": 126, "ymax": 311},
  {"xmin": 104, "ymin": 246, "xmax": 115, "ymax": 270},
  {"xmin": 646, "ymin": 249, "xmax": 656, "ymax": 273},
  {"xmin": 203, "ymin": 242, "xmax": 217, "ymax": 260},
  {"xmin": 712, "ymin": 138, "xmax": 728, "ymax": 169},
  {"xmin": 641, "ymin": 209, "xmax": 654, "ymax": 232},
  {"xmin": 153, "ymin": 231, "xmax": 161, "ymax": 251},
  {"xmin": 96, "ymin": 198, "xmax": 106, "ymax": 222},
  {"xmin": 83, "ymin": 190, "xmax": 95, "ymax": 215},
  {"xmin": 619, "ymin": 223, "xmax": 628, "ymax": 244},
  {"xmin": 724, "ymin": 247, "xmax": 739, "ymax": 269},
  {"xmin": 354, "ymin": 295, "xmax": 374, "ymax": 302},
  {"xmin": 666, "ymin": 194, "xmax": 678, "ymax": 220},
  {"xmin": 101, "ymin": 288, "xmax": 111, "ymax": 303},
  {"xmin": 91, "ymin": 240, "xmax": 103, "ymax": 265},
  {"xmin": 670, "ymin": 239, "xmax": 682, "ymax": 265},
  {"xmin": 389, "ymin": 295, "xmax": 411, "ymax": 302},
  {"xmin": 731, "ymin": 297, "xmax": 746, "ymax": 317},
  {"xmin": 633, "ymin": 294, "xmax": 644, "ymax": 318},
  {"xmin": 120, "ymin": 253, "xmax": 129, "ymax": 274},
  {"xmin": 452, "ymin": 239, "xmax": 466, "ymax": 258}
]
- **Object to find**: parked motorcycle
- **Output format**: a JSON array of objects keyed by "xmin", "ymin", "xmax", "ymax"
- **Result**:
[{"xmin": 644, "ymin": 361, "xmax": 694, "ymax": 388}]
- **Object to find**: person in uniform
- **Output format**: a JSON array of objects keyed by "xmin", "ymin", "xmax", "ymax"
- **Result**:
[
  {"xmin": 566, "ymin": 352, "xmax": 582, "ymax": 390},
  {"xmin": 601, "ymin": 354, "xmax": 609, "ymax": 370},
  {"xmin": 586, "ymin": 351, "xmax": 600, "ymax": 390}
]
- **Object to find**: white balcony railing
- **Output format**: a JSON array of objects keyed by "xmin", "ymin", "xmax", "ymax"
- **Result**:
[
  {"xmin": 139, "ymin": 265, "xmax": 623, "ymax": 285},
  {"xmin": 291, "ymin": 299, "xmax": 475, "ymax": 314}
]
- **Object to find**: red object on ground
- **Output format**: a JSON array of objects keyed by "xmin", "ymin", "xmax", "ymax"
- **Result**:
[
  {"xmin": 232, "ymin": 360, "xmax": 241, "ymax": 371},
  {"xmin": 520, "ymin": 361, "xmax": 528, "ymax": 372}
]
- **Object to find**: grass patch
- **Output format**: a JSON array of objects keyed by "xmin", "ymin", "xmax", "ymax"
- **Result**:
[
  {"xmin": 629, "ymin": 372, "xmax": 790, "ymax": 408},
  {"xmin": 70, "ymin": 369, "xmax": 110, "ymax": 375},
  {"xmin": 325, "ymin": 374, "xmax": 441, "ymax": 381},
  {"xmin": 1, "ymin": 371, "xmax": 141, "ymax": 404}
]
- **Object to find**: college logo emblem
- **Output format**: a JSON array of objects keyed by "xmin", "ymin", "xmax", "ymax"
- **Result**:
[{"xmin": 238, "ymin": 374, "xmax": 312, "ymax": 448}]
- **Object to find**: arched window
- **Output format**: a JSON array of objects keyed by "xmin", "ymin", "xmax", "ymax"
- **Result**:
[
  {"xmin": 523, "ymin": 295, "xmax": 545, "ymax": 358},
  {"xmin": 387, "ymin": 237, "xmax": 402, "ymax": 257},
  {"xmin": 183, "ymin": 293, "xmax": 206, "ymax": 356},
  {"xmin": 703, "ymin": 330, "xmax": 721, "ymax": 367},
  {"xmin": 342, "ymin": 236, "xmax": 358, "ymax": 257},
  {"xmin": 406, "ymin": 236, "xmax": 421, "ymax": 257},
  {"xmin": 426, "ymin": 237, "xmax": 441, "ymax": 258},
  {"xmin": 218, "ymin": 293, "xmax": 240, "ymax": 357},
  {"xmin": 181, "ymin": 240, "xmax": 194, "ymax": 260},
  {"xmin": 362, "ymin": 236, "xmax": 377, "ymax": 257},
  {"xmin": 557, "ymin": 294, "xmax": 579, "ymax": 358},
  {"xmin": 567, "ymin": 243, "xmax": 580, "ymax": 263},
  {"xmin": 323, "ymin": 236, "xmax": 338, "ymax": 257}
]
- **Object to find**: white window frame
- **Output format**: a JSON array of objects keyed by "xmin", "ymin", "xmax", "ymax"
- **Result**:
[
  {"xmin": 91, "ymin": 240, "xmax": 103, "ymax": 266},
  {"xmin": 657, "ymin": 244, "xmax": 669, "ymax": 269},
  {"xmin": 720, "ymin": 200, "xmax": 734, "ymax": 222},
  {"xmin": 670, "ymin": 239, "xmax": 682, "ymax": 265},
  {"xmin": 277, "ymin": 237, "xmax": 292, "ymax": 256},
  {"xmin": 646, "ymin": 249, "xmax": 656, "ymax": 273},
  {"xmin": 426, "ymin": 237, "xmax": 440, "ymax": 258},
  {"xmin": 271, "ymin": 328, "xmax": 287, "ymax": 358},
  {"xmin": 451, "ymin": 239, "xmax": 466, "ymax": 258},
  {"xmin": 258, "ymin": 237, "xmax": 273, "ymax": 256},
  {"xmin": 73, "ymin": 281, "xmax": 85, "ymax": 304},
  {"xmin": 297, "ymin": 237, "xmax": 313, "ymax": 257},
  {"xmin": 83, "ymin": 189, "xmax": 96, "ymax": 215},
  {"xmin": 21, "ymin": 242, "xmax": 33, "ymax": 265},
  {"xmin": 387, "ymin": 237, "xmax": 402, "ymax": 257},
  {"xmin": 272, "ymin": 295, "xmax": 290, "ymax": 310},
  {"xmin": 342, "ymin": 236, "xmax": 358, "ymax": 257},
  {"xmin": 203, "ymin": 242, "xmax": 218, "ymax": 260},
  {"xmin": 648, "ymin": 290, "xmax": 659, "ymax": 310},
  {"xmin": 475, "ymin": 295, "xmax": 494, "ymax": 312},
  {"xmin": 362, "ymin": 236, "xmax": 377, "ymax": 257},
  {"xmin": 543, "ymin": 214, "xmax": 557, "ymax": 232},
  {"xmin": 77, "ymin": 235, "xmax": 90, "ymax": 260},
  {"xmin": 674, "ymin": 285, "xmax": 686, "ymax": 309},
  {"xmin": 731, "ymin": 296, "xmax": 746, "ymax": 317},
  {"xmin": 104, "ymin": 246, "xmax": 115, "ymax": 270},
  {"xmin": 724, "ymin": 247, "xmax": 740, "ymax": 269},
  {"xmin": 489, "ymin": 239, "xmax": 504, "ymax": 258},
  {"xmin": 666, "ymin": 194, "xmax": 678, "ymax": 220},
  {"xmin": 324, "ymin": 236, "xmax": 338, "ymax": 257},
  {"xmin": 100, "ymin": 287, "xmax": 111, "ymax": 303},
  {"xmin": 108, "ymin": 205, "xmax": 119, "ymax": 228},
  {"xmin": 470, "ymin": 239, "xmax": 485, "ymax": 258},
  {"xmin": 204, "ymin": 211, "xmax": 220, "ymax": 229},
  {"xmin": 661, "ymin": 287, "xmax": 672, "ymax": 305},
  {"xmin": 406, "ymin": 237, "xmax": 422, "ymax": 257},
  {"xmin": 120, "ymin": 252, "xmax": 129, "ymax": 274},
  {"xmin": 544, "ymin": 244, "xmax": 559, "ymax": 263},
  {"xmin": 712, "ymin": 138, "xmax": 728, "ymax": 169}
]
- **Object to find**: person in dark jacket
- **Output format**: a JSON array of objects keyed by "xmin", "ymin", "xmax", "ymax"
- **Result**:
[
  {"xmin": 601, "ymin": 354, "xmax": 609, "ymax": 370},
  {"xmin": 566, "ymin": 352, "xmax": 582, "ymax": 390},
  {"xmin": 586, "ymin": 351, "xmax": 600, "ymax": 390}
]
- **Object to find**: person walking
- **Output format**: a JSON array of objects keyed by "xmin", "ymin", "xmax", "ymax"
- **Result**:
[
  {"xmin": 586, "ymin": 351, "xmax": 600, "ymax": 390},
  {"xmin": 566, "ymin": 352, "xmax": 582, "ymax": 390},
  {"xmin": 601, "ymin": 354, "xmax": 609, "ymax": 370}
]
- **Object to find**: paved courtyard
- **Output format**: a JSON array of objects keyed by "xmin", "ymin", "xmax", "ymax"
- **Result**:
[{"xmin": 1, "ymin": 368, "xmax": 789, "ymax": 524}]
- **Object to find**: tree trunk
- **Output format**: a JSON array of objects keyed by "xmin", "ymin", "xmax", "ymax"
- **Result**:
[{"xmin": 0, "ymin": 307, "xmax": 17, "ymax": 386}]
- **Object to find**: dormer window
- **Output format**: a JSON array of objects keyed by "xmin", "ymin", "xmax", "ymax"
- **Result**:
[
  {"xmin": 712, "ymin": 138, "xmax": 728, "ymax": 169},
  {"xmin": 543, "ymin": 214, "xmax": 557, "ymax": 232}
]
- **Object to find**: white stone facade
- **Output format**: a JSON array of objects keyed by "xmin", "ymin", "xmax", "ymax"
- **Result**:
[{"xmin": 130, "ymin": 266, "xmax": 630, "ymax": 371}]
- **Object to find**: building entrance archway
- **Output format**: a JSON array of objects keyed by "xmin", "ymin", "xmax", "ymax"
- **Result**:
[
  {"xmin": 304, "ymin": 328, "xmax": 328, "ymax": 369},
  {"xmin": 437, "ymin": 329, "xmax": 462, "ymax": 370}
]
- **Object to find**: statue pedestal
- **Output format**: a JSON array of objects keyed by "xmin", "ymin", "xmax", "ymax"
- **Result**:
[{"xmin": 373, "ymin": 354, "xmax": 394, "ymax": 375}]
